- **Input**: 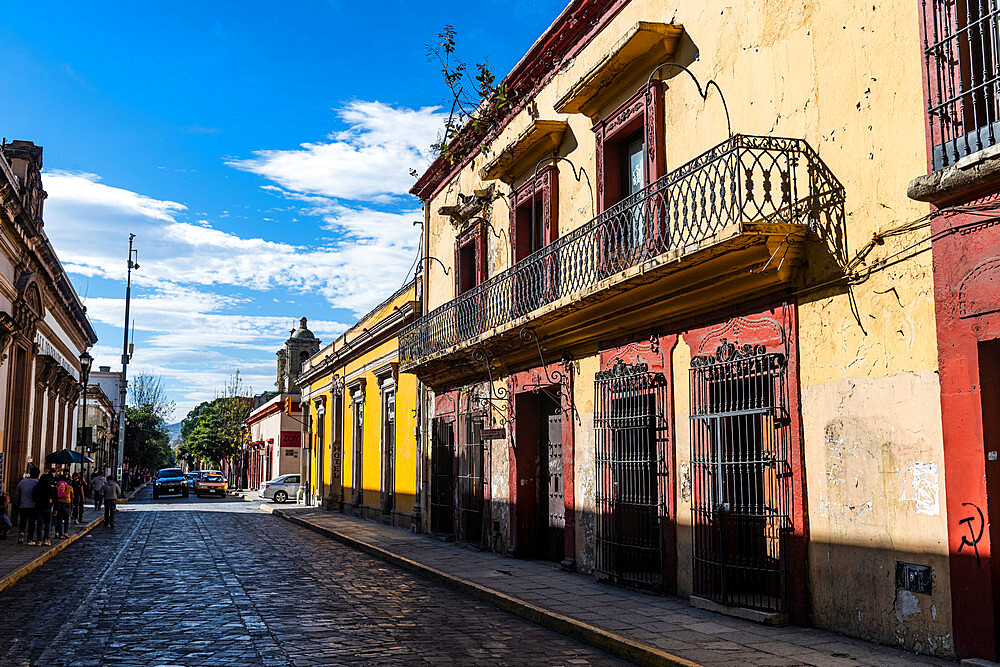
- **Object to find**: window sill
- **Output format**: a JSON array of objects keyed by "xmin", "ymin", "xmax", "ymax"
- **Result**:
[{"xmin": 908, "ymin": 143, "xmax": 1000, "ymax": 205}]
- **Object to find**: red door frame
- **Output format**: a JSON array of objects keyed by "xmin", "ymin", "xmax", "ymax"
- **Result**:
[
  {"xmin": 597, "ymin": 334, "xmax": 679, "ymax": 593},
  {"xmin": 508, "ymin": 360, "xmax": 575, "ymax": 568},
  {"xmin": 682, "ymin": 305, "xmax": 809, "ymax": 624}
]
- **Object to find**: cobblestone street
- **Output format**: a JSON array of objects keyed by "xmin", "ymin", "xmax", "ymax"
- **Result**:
[{"xmin": 0, "ymin": 487, "xmax": 624, "ymax": 666}]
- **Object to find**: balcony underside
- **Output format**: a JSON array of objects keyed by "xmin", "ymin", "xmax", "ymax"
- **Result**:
[{"xmin": 411, "ymin": 221, "xmax": 806, "ymax": 389}]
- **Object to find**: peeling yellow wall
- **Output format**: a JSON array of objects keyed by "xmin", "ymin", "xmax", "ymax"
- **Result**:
[{"xmin": 419, "ymin": 0, "xmax": 948, "ymax": 655}]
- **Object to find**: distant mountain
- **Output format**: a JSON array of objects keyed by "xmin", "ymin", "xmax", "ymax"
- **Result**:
[{"xmin": 165, "ymin": 421, "xmax": 183, "ymax": 444}]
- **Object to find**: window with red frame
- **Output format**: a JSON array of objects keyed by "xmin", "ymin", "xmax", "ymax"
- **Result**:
[
  {"xmin": 510, "ymin": 164, "xmax": 558, "ymax": 264},
  {"xmin": 594, "ymin": 82, "xmax": 664, "ymax": 212},
  {"xmin": 454, "ymin": 222, "xmax": 485, "ymax": 296}
]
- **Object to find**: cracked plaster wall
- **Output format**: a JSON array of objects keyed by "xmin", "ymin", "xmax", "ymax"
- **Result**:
[{"xmin": 420, "ymin": 0, "xmax": 949, "ymax": 655}]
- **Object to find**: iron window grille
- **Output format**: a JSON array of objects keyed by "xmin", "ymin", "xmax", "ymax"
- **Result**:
[
  {"xmin": 400, "ymin": 135, "xmax": 837, "ymax": 369},
  {"xmin": 923, "ymin": 0, "xmax": 1000, "ymax": 169},
  {"xmin": 456, "ymin": 406, "xmax": 486, "ymax": 546},
  {"xmin": 430, "ymin": 417, "xmax": 455, "ymax": 537},
  {"xmin": 594, "ymin": 361, "xmax": 669, "ymax": 590},
  {"xmin": 689, "ymin": 341, "xmax": 792, "ymax": 612}
]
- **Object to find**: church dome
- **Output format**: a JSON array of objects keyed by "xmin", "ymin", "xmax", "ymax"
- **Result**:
[{"xmin": 291, "ymin": 317, "xmax": 317, "ymax": 340}]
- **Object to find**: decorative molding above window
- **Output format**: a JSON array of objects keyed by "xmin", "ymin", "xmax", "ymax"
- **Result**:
[
  {"xmin": 373, "ymin": 361, "xmax": 398, "ymax": 386},
  {"xmin": 347, "ymin": 376, "xmax": 367, "ymax": 403},
  {"xmin": 555, "ymin": 22, "xmax": 684, "ymax": 119},
  {"xmin": 480, "ymin": 120, "xmax": 569, "ymax": 184},
  {"xmin": 437, "ymin": 185, "xmax": 495, "ymax": 228}
]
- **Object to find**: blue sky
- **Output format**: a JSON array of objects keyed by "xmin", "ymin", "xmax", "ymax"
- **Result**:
[{"xmin": 0, "ymin": 0, "xmax": 568, "ymax": 419}]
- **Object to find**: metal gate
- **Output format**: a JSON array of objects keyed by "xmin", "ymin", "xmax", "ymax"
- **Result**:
[
  {"xmin": 594, "ymin": 361, "xmax": 669, "ymax": 589},
  {"xmin": 430, "ymin": 418, "xmax": 454, "ymax": 536},
  {"xmin": 690, "ymin": 341, "xmax": 792, "ymax": 612},
  {"xmin": 457, "ymin": 410, "xmax": 485, "ymax": 545}
]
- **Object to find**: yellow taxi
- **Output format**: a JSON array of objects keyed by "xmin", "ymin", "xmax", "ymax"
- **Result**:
[{"xmin": 195, "ymin": 473, "xmax": 228, "ymax": 498}]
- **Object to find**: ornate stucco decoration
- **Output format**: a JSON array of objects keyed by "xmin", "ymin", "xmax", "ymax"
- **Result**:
[{"xmin": 437, "ymin": 184, "xmax": 495, "ymax": 228}]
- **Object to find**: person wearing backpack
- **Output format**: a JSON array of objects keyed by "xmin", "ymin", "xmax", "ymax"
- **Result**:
[
  {"xmin": 32, "ymin": 469, "xmax": 55, "ymax": 546},
  {"xmin": 54, "ymin": 472, "xmax": 73, "ymax": 538}
]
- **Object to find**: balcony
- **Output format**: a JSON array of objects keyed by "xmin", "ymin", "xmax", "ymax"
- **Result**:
[{"xmin": 402, "ymin": 134, "xmax": 842, "ymax": 384}]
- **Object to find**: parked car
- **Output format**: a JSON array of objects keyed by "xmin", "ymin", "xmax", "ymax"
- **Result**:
[
  {"xmin": 196, "ymin": 473, "xmax": 227, "ymax": 498},
  {"xmin": 260, "ymin": 474, "xmax": 299, "ymax": 503},
  {"xmin": 153, "ymin": 468, "xmax": 189, "ymax": 499}
]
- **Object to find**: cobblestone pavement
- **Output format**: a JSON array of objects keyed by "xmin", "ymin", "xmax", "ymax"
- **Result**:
[{"xmin": 0, "ymin": 486, "xmax": 625, "ymax": 666}]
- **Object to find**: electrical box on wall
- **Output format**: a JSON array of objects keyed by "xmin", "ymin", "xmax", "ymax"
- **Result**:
[{"xmin": 896, "ymin": 562, "xmax": 933, "ymax": 595}]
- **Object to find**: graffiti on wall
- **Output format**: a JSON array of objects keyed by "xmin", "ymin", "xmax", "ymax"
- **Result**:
[{"xmin": 957, "ymin": 502, "xmax": 985, "ymax": 566}]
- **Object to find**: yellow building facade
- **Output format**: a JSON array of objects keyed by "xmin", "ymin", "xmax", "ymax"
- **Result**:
[
  {"xmin": 403, "ymin": 0, "xmax": 956, "ymax": 658},
  {"xmin": 299, "ymin": 282, "xmax": 420, "ymax": 528}
]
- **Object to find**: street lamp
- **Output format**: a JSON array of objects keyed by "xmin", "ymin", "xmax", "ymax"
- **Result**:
[
  {"xmin": 117, "ymin": 234, "xmax": 138, "ymax": 483},
  {"xmin": 78, "ymin": 350, "xmax": 93, "ymax": 479}
]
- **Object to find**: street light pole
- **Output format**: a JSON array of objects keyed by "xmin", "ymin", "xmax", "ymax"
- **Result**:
[
  {"xmin": 116, "ymin": 234, "xmax": 138, "ymax": 482},
  {"xmin": 78, "ymin": 350, "xmax": 93, "ymax": 479}
]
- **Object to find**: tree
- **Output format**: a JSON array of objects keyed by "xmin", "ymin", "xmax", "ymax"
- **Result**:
[
  {"xmin": 128, "ymin": 371, "xmax": 176, "ymax": 421},
  {"xmin": 125, "ymin": 404, "xmax": 174, "ymax": 472},
  {"xmin": 179, "ymin": 371, "xmax": 253, "ymax": 467},
  {"xmin": 425, "ymin": 25, "xmax": 509, "ymax": 165}
]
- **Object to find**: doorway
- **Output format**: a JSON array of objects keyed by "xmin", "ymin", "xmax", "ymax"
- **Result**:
[
  {"xmin": 977, "ymin": 339, "xmax": 1000, "ymax": 644},
  {"xmin": 353, "ymin": 399, "xmax": 364, "ymax": 507},
  {"xmin": 381, "ymin": 390, "xmax": 396, "ymax": 516},
  {"xmin": 513, "ymin": 390, "xmax": 564, "ymax": 561},
  {"xmin": 594, "ymin": 363, "xmax": 667, "ymax": 589},
  {"xmin": 456, "ymin": 409, "xmax": 485, "ymax": 546},
  {"xmin": 430, "ymin": 417, "xmax": 455, "ymax": 537},
  {"xmin": 690, "ymin": 346, "xmax": 791, "ymax": 612},
  {"xmin": 539, "ymin": 393, "xmax": 564, "ymax": 562}
]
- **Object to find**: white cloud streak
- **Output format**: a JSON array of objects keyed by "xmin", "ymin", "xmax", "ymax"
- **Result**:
[{"xmin": 226, "ymin": 100, "xmax": 444, "ymax": 201}]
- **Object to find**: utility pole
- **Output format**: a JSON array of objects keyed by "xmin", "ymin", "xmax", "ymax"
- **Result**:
[{"xmin": 116, "ymin": 234, "xmax": 138, "ymax": 481}]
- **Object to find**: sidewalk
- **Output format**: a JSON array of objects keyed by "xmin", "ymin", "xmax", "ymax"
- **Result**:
[
  {"xmin": 260, "ymin": 501, "xmax": 953, "ymax": 667},
  {"xmin": 0, "ymin": 482, "xmax": 147, "ymax": 595}
]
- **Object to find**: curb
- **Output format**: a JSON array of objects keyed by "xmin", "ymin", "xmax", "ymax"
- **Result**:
[
  {"xmin": 0, "ymin": 481, "xmax": 149, "ymax": 596},
  {"xmin": 268, "ymin": 506, "xmax": 699, "ymax": 667}
]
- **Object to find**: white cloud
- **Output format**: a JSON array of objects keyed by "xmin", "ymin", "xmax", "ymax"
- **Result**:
[
  {"xmin": 226, "ymin": 101, "xmax": 444, "ymax": 201},
  {"xmin": 83, "ymin": 285, "xmax": 349, "ymax": 414},
  {"xmin": 43, "ymin": 172, "xmax": 420, "ymax": 314},
  {"xmin": 41, "ymin": 99, "xmax": 434, "ymax": 417}
]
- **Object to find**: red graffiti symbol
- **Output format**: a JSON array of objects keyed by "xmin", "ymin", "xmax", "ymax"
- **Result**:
[{"xmin": 958, "ymin": 502, "xmax": 985, "ymax": 566}]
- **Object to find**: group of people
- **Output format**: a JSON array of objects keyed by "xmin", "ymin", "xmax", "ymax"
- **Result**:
[{"xmin": 0, "ymin": 468, "xmax": 122, "ymax": 545}]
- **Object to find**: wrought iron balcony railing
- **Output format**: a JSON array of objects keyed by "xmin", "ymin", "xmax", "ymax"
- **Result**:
[{"xmin": 401, "ymin": 134, "xmax": 838, "ymax": 369}]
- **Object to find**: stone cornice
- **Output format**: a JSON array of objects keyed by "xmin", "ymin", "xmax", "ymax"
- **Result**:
[{"xmin": 296, "ymin": 299, "xmax": 417, "ymax": 387}]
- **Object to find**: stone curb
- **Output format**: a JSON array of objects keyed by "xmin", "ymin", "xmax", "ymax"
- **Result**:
[
  {"xmin": 267, "ymin": 505, "xmax": 699, "ymax": 667},
  {"xmin": 0, "ymin": 481, "xmax": 148, "ymax": 596}
]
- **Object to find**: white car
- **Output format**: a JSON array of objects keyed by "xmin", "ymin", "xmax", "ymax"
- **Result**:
[{"xmin": 259, "ymin": 474, "xmax": 300, "ymax": 503}]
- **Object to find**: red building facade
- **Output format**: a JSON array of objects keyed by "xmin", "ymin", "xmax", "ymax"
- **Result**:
[{"xmin": 912, "ymin": 0, "xmax": 1000, "ymax": 659}]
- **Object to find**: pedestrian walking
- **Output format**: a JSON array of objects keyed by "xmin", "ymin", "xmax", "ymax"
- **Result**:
[
  {"xmin": 71, "ymin": 472, "xmax": 85, "ymax": 524},
  {"xmin": 14, "ymin": 467, "xmax": 38, "ymax": 545},
  {"xmin": 32, "ymin": 469, "xmax": 55, "ymax": 546},
  {"xmin": 0, "ymin": 492, "xmax": 11, "ymax": 539},
  {"xmin": 91, "ymin": 471, "xmax": 106, "ymax": 511},
  {"xmin": 102, "ymin": 476, "xmax": 122, "ymax": 529},
  {"xmin": 54, "ymin": 472, "xmax": 73, "ymax": 538}
]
